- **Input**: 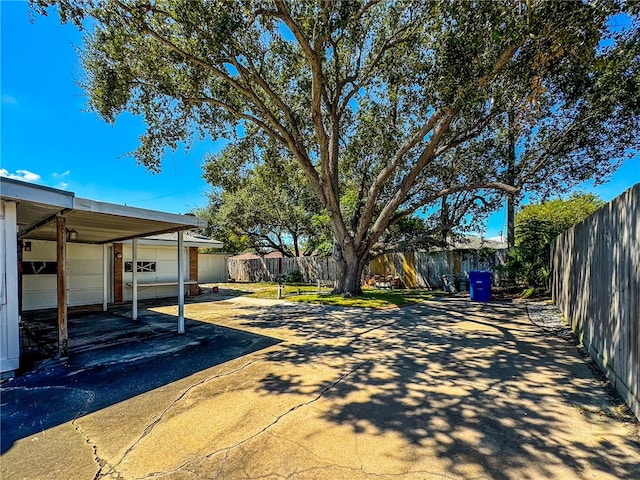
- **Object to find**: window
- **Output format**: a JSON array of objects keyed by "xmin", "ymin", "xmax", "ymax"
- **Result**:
[
  {"xmin": 23, "ymin": 261, "xmax": 57, "ymax": 275},
  {"xmin": 124, "ymin": 261, "xmax": 157, "ymax": 273}
]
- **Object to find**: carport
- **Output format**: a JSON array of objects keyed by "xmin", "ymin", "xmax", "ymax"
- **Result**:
[{"xmin": 1, "ymin": 178, "xmax": 206, "ymax": 374}]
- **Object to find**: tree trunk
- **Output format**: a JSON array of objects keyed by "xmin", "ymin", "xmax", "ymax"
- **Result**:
[
  {"xmin": 507, "ymin": 109, "xmax": 516, "ymax": 250},
  {"xmin": 292, "ymin": 232, "xmax": 300, "ymax": 257},
  {"xmin": 332, "ymin": 240, "xmax": 367, "ymax": 296}
]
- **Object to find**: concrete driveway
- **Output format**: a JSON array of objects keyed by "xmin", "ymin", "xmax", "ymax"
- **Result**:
[{"xmin": 1, "ymin": 296, "xmax": 638, "ymax": 479}]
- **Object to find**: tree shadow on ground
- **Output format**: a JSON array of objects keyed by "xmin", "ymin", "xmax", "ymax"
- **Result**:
[
  {"xmin": 231, "ymin": 297, "xmax": 640, "ymax": 479},
  {"xmin": 1, "ymin": 309, "xmax": 280, "ymax": 454}
]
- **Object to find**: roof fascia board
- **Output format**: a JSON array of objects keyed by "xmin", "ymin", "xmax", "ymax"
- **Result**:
[
  {"xmin": 122, "ymin": 239, "xmax": 224, "ymax": 248},
  {"xmin": 73, "ymin": 197, "xmax": 206, "ymax": 229},
  {"xmin": 0, "ymin": 178, "xmax": 74, "ymax": 208}
]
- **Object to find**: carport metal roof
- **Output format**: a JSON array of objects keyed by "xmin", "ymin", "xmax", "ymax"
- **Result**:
[
  {"xmin": 130, "ymin": 231, "xmax": 223, "ymax": 249},
  {"xmin": 2, "ymin": 177, "xmax": 206, "ymax": 242}
]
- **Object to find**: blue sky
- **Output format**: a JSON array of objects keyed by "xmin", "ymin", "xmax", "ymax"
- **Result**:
[
  {"xmin": 2, "ymin": 1, "xmax": 639, "ymax": 240},
  {"xmin": 1, "ymin": 1, "xmax": 218, "ymax": 215}
]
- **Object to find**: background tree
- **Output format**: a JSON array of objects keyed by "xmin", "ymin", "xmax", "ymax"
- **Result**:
[
  {"xmin": 505, "ymin": 193, "xmax": 605, "ymax": 288},
  {"xmin": 199, "ymin": 137, "xmax": 331, "ymax": 256},
  {"xmin": 193, "ymin": 199, "xmax": 250, "ymax": 255},
  {"xmin": 33, "ymin": 0, "xmax": 640, "ymax": 294}
]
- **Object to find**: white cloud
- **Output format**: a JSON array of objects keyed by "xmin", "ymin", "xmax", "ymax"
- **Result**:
[
  {"xmin": 0, "ymin": 168, "xmax": 41, "ymax": 183},
  {"xmin": 53, "ymin": 170, "xmax": 71, "ymax": 178},
  {"xmin": 56, "ymin": 182, "xmax": 70, "ymax": 190}
]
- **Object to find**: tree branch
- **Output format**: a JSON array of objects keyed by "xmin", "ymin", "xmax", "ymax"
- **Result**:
[
  {"xmin": 354, "ymin": 109, "xmax": 445, "ymax": 247},
  {"xmin": 370, "ymin": 230, "xmax": 449, "ymax": 256},
  {"xmin": 365, "ymin": 108, "xmax": 456, "ymax": 249},
  {"xmin": 181, "ymin": 96, "xmax": 284, "ymax": 144},
  {"xmin": 363, "ymin": 36, "xmax": 527, "ymax": 251},
  {"xmin": 435, "ymin": 107, "xmax": 501, "ymax": 158},
  {"xmin": 402, "ymin": 181, "xmax": 521, "ymax": 219},
  {"xmin": 339, "ymin": 28, "xmax": 416, "ymax": 116},
  {"xmin": 112, "ymin": 0, "xmax": 327, "ymax": 204},
  {"xmin": 273, "ymin": 1, "xmax": 348, "ymax": 240}
]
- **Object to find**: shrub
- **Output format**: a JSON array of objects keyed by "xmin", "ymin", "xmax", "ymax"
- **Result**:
[{"xmin": 284, "ymin": 269, "xmax": 304, "ymax": 283}]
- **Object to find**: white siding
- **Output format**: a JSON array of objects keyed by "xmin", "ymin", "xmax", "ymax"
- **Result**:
[
  {"xmin": 22, "ymin": 241, "xmax": 105, "ymax": 310},
  {"xmin": 68, "ymin": 244, "xmax": 105, "ymax": 307},
  {"xmin": 22, "ymin": 240, "xmax": 57, "ymax": 310},
  {"xmin": 21, "ymin": 241, "xmax": 194, "ymax": 309},
  {"xmin": 198, "ymin": 253, "xmax": 229, "ymax": 283},
  {"xmin": 122, "ymin": 244, "xmax": 188, "ymax": 301}
]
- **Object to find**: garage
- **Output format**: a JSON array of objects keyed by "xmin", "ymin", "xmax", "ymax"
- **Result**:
[{"xmin": 1, "ymin": 178, "xmax": 211, "ymax": 377}]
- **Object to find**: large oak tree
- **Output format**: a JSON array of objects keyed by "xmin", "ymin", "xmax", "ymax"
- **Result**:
[{"xmin": 34, "ymin": 0, "xmax": 639, "ymax": 294}]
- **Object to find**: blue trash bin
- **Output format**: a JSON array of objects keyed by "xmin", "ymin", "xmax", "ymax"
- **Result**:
[{"xmin": 469, "ymin": 271, "xmax": 492, "ymax": 301}]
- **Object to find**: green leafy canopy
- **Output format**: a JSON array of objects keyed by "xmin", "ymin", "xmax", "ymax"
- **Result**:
[
  {"xmin": 199, "ymin": 137, "xmax": 331, "ymax": 256},
  {"xmin": 505, "ymin": 193, "xmax": 605, "ymax": 288}
]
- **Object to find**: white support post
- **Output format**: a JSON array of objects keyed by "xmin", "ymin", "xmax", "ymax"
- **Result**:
[
  {"xmin": 177, "ymin": 231, "xmax": 185, "ymax": 333},
  {"xmin": 132, "ymin": 238, "xmax": 138, "ymax": 320},
  {"xmin": 1, "ymin": 201, "xmax": 20, "ymax": 375},
  {"xmin": 102, "ymin": 244, "xmax": 108, "ymax": 311}
]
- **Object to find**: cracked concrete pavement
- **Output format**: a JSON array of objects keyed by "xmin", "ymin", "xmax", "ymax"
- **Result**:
[{"xmin": 1, "ymin": 295, "xmax": 639, "ymax": 479}]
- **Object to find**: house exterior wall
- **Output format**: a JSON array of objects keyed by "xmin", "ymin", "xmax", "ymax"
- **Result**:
[
  {"xmin": 20, "ymin": 241, "xmax": 193, "ymax": 309},
  {"xmin": 198, "ymin": 253, "xmax": 229, "ymax": 283},
  {"xmin": 1, "ymin": 201, "xmax": 20, "ymax": 375},
  {"xmin": 121, "ymin": 244, "xmax": 190, "ymax": 301},
  {"xmin": 22, "ymin": 241, "xmax": 105, "ymax": 310}
]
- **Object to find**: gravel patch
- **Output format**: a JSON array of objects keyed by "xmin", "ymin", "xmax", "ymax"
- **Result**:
[{"xmin": 526, "ymin": 300, "xmax": 575, "ymax": 340}]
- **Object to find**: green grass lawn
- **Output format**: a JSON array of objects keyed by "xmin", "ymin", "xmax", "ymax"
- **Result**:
[{"xmin": 238, "ymin": 283, "xmax": 438, "ymax": 308}]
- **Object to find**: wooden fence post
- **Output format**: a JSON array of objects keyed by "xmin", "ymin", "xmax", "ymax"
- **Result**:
[{"xmin": 56, "ymin": 216, "xmax": 68, "ymax": 358}]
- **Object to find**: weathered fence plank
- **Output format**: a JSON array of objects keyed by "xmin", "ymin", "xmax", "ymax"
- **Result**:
[
  {"xmin": 551, "ymin": 183, "xmax": 639, "ymax": 420},
  {"xmin": 370, "ymin": 249, "xmax": 508, "ymax": 288},
  {"xmin": 228, "ymin": 256, "xmax": 338, "ymax": 283},
  {"xmin": 229, "ymin": 248, "xmax": 507, "ymax": 289}
]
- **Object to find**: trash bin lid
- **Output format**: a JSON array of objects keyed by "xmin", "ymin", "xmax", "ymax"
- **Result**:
[{"xmin": 468, "ymin": 270, "xmax": 492, "ymax": 280}]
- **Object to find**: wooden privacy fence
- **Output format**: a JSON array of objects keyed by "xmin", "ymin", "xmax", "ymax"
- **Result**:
[
  {"xmin": 228, "ymin": 248, "xmax": 507, "ymax": 288},
  {"xmin": 551, "ymin": 183, "xmax": 639, "ymax": 420},
  {"xmin": 369, "ymin": 249, "xmax": 508, "ymax": 288},
  {"xmin": 228, "ymin": 257, "xmax": 337, "ymax": 283}
]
